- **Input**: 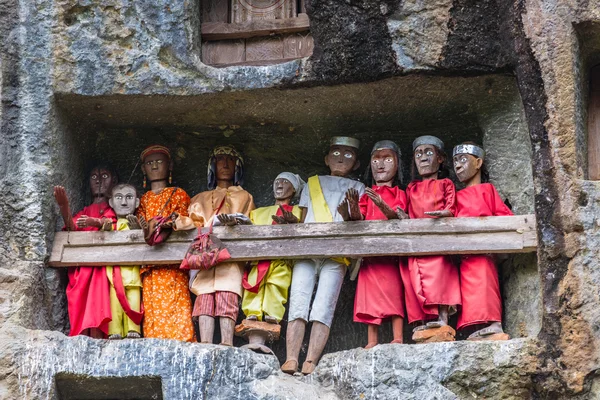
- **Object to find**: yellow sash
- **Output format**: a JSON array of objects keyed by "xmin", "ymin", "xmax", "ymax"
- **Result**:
[{"xmin": 308, "ymin": 176, "xmax": 350, "ymax": 266}]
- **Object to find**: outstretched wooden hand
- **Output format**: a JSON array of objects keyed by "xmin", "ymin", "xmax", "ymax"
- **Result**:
[
  {"xmin": 346, "ymin": 188, "xmax": 363, "ymax": 221},
  {"xmin": 272, "ymin": 205, "xmax": 299, "ymax": 224},
  {"xmin": 424, "ymin": 210, "xmax": 453, "ymax": 218},
  {"xmin": 139, "ymin": 216, "xmax": 149, "ymax": 238},
  {"xmin": 337, "ymin": 198, "xmax": 351, "ymax": 221},
  {"xmin": 53, "ymin": 185, "xmax": 76, "ymax": 231},
  {"xmin": 396, "ymin": 207, "xmax": 409, "ymax": 220},
  {"xmin": 217, "ymin": 213, "xmax": 238, "ymax": 226},
  {"xmin": 127, "ymin": 214, "xmax": 142, "ymax": 229},
  {"xmin": 76, "ymin": 215, "xmax": 103, "ymax": 229},
  {"xmin": 365, "ymin": 187, "xmax": 398, "ymax": 220}
]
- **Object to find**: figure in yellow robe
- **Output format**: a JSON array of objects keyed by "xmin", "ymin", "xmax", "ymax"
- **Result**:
[{"xmin": 242, "ymin": 204, "xmax": 302, "ymax": 322}]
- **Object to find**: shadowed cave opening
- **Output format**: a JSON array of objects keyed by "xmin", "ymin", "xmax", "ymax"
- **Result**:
[
  {"xmin": 55, "ymin": 374, "xmax": 163, "ymax": 400},
  {"xmin": 49, "ymin": 74, "xmax": 541, "ymax": 362}
]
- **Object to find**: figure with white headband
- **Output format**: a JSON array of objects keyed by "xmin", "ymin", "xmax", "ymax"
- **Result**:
[
  {"xmin": 338, "ymin": 140, "xmax": 407, "ymax": 348},
  {"xmin": 403, "ymin": 135, "xmax": 461, "ymax": 343},
  {"xmin": 282, "ymin": 137, "xmax": 365, "ymax": 375},
  {"xmin": 453, "ymin": 142, "xmax": 512, "ymax": 341},
  {"xmin": 175, "ymin": 145, "xmax": 255, "ymax": 346},
  {"xmin": 238, "ymin": 172, "xmax": 305, "ymax": 353}
]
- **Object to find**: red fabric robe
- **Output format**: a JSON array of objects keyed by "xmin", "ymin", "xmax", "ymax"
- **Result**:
[
  {"xmin": 354, "ymin": 186, "xmax": 406, "ymax": 325},
  {"xmin": 66, "ymin": 202, "xmax": 116, "ymax": 336},
  {"xmin": 456, "ymin": 183, "xmax": 512, "ymax": 329},
  {"xmin": 402, "ymin": 178, "xmax": 460, "ymax": 323}
]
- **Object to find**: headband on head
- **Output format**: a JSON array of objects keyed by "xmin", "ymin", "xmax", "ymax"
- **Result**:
[
  {"xmin": 330, "ymin": 136, "xmax": 360, "ymax": 150},
  {"xmin": 275, "ymin": 172, "xmax": 306, "ymax": 199},
  {"xmin": 207, "ymin": 145, "xmax": 245, "ymax": 190},
  {"xmin": 412, "ymin": 135, "xmax": 444, "ymax": 152},
  {"xmin": 453, "ymin": 144, "xmax": 485, "ymax": 159},
  {"xmin": 140, "ymin": 145, "xmax": 171, "ymax": 161}
]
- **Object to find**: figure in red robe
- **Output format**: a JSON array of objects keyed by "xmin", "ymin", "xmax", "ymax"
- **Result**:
[
  {"xmin": 339, "ymin": 140, "xmax": 407, "ymax": 348},
  {"xmin": 54, "ymin": 165, "xmax": 117, "ymax": 338},
  {"xmin": 453, "ymin": 142, "xmax": 512, "ymax": 340},
  {"xmin": 403, "ymin": 135, "xmax": 461, "ymax": 342}
]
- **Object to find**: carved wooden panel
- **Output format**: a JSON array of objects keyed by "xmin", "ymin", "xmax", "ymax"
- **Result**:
[
  {"xmin": 246, "ymin": 36, "xmax": 284, "ymax": 61},
  {"xmin": 283, "ymin": 32, "xmax": 313, "ymax": 58},
  {"xmin": 202, "ymin": 39, "xmax": 245, "ymax": 65},
  {"xmin": 231, "ymin": 0, "xmax": 296, "ymax": 23},
  {"xmin": 202, "ymin": 0, "xmax": 229, "ymax": 22}
]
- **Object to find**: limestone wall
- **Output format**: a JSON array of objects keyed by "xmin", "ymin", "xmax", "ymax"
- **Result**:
[{"xmin": 1, "ymin": 0, "xmax": 599, "ymax": 398}]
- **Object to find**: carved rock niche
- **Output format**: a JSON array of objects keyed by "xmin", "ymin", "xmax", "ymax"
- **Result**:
[{"xmin": 201, "ymin": 0, "xmax": 313, "ymax": 67}]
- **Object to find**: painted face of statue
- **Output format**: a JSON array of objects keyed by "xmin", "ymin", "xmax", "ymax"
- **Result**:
[
  {"xmin": 273, "ymin": 178, "xmax": 295, "ymax": 201},
  {"xmin": 414, "ymin": 144, "xmax": 442, "ymax": 178},
  {"xmin": 215, "ymin": 154, "xmax": 236, "ymax": 182},
  {"xmin": 325, "ymin": 145, "xmax": 359, "ymax": 177},
  {"xmin": 453, "ymin": 153, "xmax": 482, "ymax": 183},
  {"xmin": 371, "ymin": 149, "xmax": 397, "ymax": 185},
  {"xmin": 109, "ymin": 184, "xmax": 140, "ymax": 217},
  {"xmin": 142, "ymin": 152, "xmax": 170, "ymax": 183},
  {"xmin": 89, "ymin": 167, "xmax": 116, "ymax": 198}
]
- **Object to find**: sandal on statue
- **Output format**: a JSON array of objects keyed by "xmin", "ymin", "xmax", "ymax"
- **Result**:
[
  {"xmin": 301, "ymin": 360, "xmax": 317, "ymax": 375},
  {"xmin": 264, "ymin": 315, "xmax": 278, "ymax": 324},
  {"xmin": 281, "ymin": 360, "xmax": 298, "ymax": 375},
  {"xmin": 126, "ymin": 331, "xmax": 141, "ymax": 339},
  {"xmin": 108, "ymin": 334, "xmax": 122, "ymax": 340}
]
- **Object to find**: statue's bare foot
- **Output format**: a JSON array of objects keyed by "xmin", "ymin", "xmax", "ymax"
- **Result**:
[
  {"xmin": 468, "ymin": 322, "xmax": 504, "ymax": 340},
  {"xmin": 108, "ymin": 334, "xmax": 122, "ymax": 340},
  {"xmin": 390, "ymin": 339, "xmax": 403, "ymax": 344},
  {"xmin": 281, "ymin": 360, "xmax": 298, "ymax": 375},
  {"xmin": 364, "ymin": 342, "xmax": 378, "ymax": 349},
  {"xmin": 126, "ymin": 331, "xmax": 141, "ymax": 339},
  {"xmin": 425, "ymin": 319, "xmax": 448, "ymax": 329},
  {"xmin": 264, "ymin": 315, "xmax": 278, "ymax": 324}
]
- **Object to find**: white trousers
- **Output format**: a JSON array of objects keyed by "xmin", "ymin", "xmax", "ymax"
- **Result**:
[{"xmin": 288, "ymin": 258, "xmax": 347, "ymax": 328}]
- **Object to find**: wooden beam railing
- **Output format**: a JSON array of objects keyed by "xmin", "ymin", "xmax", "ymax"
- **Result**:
[{"xmin": 48, "ymin": 215, "xmax": 537, "ymax": 267}]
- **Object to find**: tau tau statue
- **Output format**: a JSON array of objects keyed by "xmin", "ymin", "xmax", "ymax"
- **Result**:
[
  {"xmin": 453, "ymin": 142, "xmax": 511, "ymax": 341},
  {"xmin": 236, "ymin": 172, "xmax": 305, "ymax": 354},
  {"xmin": 175, "ymin": 145, "xmax": 255, "ymax": 347},
  {"xmin": 282, "ymin": 137, "xmax": 365, "ymax": 375},
  {"xmin": 137, "ymin": 145, "xmax": 195, "ymax": 342},
  {"xmin": 53, "ymin": 165, "xmax": 118, "ymax": 338},
  {"xmin": 340, "ymin": 140, "xmax": 407, "ymax": 348},
  {"xmin": 106, "ymin": 183, "xmax": 143, "ymax": 340},
  {"xmin": 403, "ymin": 135, "xmax": 461, "ymax": 343}
]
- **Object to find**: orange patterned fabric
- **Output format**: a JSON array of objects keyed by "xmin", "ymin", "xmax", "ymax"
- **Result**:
[{"xmin": 137, "ymin": 187, "xmax": 196, "ymax": 342}]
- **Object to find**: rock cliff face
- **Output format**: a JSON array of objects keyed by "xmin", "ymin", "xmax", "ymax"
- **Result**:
[{"xmin": 1, "ymin": 0, "xmax": 599, "ymax": 398}]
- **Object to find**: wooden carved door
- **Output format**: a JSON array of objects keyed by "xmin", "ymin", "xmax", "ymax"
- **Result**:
[{"xmin": 201, "ymin": 0, "xmax": 313, "ymax": 67}]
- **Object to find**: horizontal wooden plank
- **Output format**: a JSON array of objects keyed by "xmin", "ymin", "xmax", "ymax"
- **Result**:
[
  {"xmin": 202, "ymin": 13, "xmax": 310, "ymax": 41},
  {"xmin": 48, "ymin": 215, "xmax": 537, "ymax": 267}
]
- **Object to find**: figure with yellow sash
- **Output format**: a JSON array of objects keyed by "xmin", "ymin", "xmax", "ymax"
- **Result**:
[
  {"xmin": 238, "ymin": 172, "xmax": 305, "ymax": 353},
  {"xmin": 281, "ymin": 137, "xmax": 365, "ymax": 375},
  {"xmin": 106, "ymin": 183, "xmax": 144, "ymax": 339}
]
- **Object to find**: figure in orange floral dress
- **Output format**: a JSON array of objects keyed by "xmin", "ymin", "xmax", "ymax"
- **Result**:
[{"xmin": 136, "ymin": 145, "xmax": 195, "ymax": 342}]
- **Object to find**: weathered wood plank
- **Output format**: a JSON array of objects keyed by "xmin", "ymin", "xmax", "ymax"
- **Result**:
[
  {"xmin": 283, "ymin": 32, "xmax": 313, "ymax": 58},
  {"xmin": 201, "ymin": 39, "xmax": 245, "ymax": 65},
  {"xmin": 48, "ymin": 215, "xmax": 538, "ymax": 267},
  {"xmin": 245, "ymin": 36, "xmax": 284, "ymax": 62},
  {"xmin": 202, "ymin": 0, "xmax": 229, "ymax": 23},
  {"xmin": 588, "ymin": 64, "xmax": 600, "ymax": 180},
  {"xmin": 202, "ymin": 13, "xmax": 310, "ymax": 41}
]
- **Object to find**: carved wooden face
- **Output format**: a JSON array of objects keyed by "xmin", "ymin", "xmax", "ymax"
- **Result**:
[
  {"xmin": 371, "ymin": 149, "xmax": 398, "ymax": 185},
  {"xmin": 215, "ymin": 154, "xmax": 236, "ymax": 182},
  {"xmin": 89, "ymin": 167, "xmax": 116, "ymax": 198},
  {"xmin": 414, "ymin": 144, "xmax": 443, "ymax": 178},
  {"xmin": 325, "ymin": 145, "xmax": 359, "ymax": 177},
  {"xmin": 453, "ymin": 153, "xmax": 482, "ymax": 183},
  {"xmin": 109, "ymin": 185, "xmax": 139, "ymax": 217},
  {"xmin": 142, "ymin": 153, "xmax": 170, "ymax": 182},
  {"xmin": 273, "ymin": 178, "xmax": 295, "ymax": 201}
]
